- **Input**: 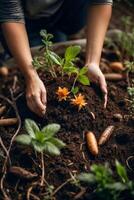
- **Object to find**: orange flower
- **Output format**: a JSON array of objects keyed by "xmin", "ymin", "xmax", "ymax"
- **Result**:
[
  {"xmin": 71, "ymin": 93, "xmax": 87, "ymax": 110},
  {"xmin": 56, "ymin": 87, "xmax": 70, "ymax": 101}
]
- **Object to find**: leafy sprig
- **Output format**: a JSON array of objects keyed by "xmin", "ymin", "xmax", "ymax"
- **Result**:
[
  {"xmin": 77, "ymin": 161, "xmax": 134, "ymax": 200},
  {"xmin": 15, "ymin": 119, "xmax": 66, "ymax": 155}
]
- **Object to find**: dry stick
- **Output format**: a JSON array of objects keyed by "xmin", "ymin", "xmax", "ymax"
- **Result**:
[
  {"xmin": 27, "ymin": 182, "xmax": 40, "ymax": 200},
  {"xmin": 52, "ymin": 178, "xmax": 72, "ymax": 196},
  {"xmin": 0, "ymin": 106, "xmax": 6, "ymax": 116},
  {"xmin": 0, "ymin": 92, "xmax": 21, "ymax": 200},
  {"xmin": 0, "ymin": 136, "xmax": 8, "ymax": 158},
  {"xmin": 0, "ymin": 118, "xmax": 18, "ymax": 126},
  {"xmin": 30, "ymin": 193, "xmax": 40, "ymax": 200},
  {"xmin": 104, "ymin": 73, "xmax": 126, "ymax": 81},
  {"xmin": 40, "ymin": 152, "xmax": 45, "ymax": 186},
  {"xmin": 126, "ymin": 156, "xmax": 134, "ymax": 171}
]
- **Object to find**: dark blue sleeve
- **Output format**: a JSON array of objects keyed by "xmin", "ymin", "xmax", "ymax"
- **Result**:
[
  {"xmin": 0, "ymin": 0, "xmax": 24, "ymax": 23},
  {"xmin": 91, "ymin": 0, "xmax": 113, "ymax": 5}
]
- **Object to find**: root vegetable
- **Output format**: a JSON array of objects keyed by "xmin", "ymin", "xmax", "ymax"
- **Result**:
[
  {"xmin": 104, "ymin": 73, "xmax": 125, "ymax": 81},
  {"xmin": 0, "ymin": 106, "xmax": 6, "ymax": 116},
  {"xmin": 98, "ymin": 126, "xmax": 115, "ymax": 146},
  {"xmin": 86, "ymin": 131, "xmax": 98, "ymax": 156},
  {"xmin": 9, "ymin": 166, "xmax": 37, "ymax": 179},
  {"xmin": 0, "ymin": 118, "xmax": 18, "ymax": 126},
  {"xmin": 0, "ymin": 66, "xmax": 9, "ymax": 76},
  {"xmin": 109, "ymin": 62, "xmax": 124, "ymax": 72}
]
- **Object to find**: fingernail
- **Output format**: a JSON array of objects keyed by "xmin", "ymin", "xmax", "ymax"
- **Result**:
[{"xmin": 42, "ymin": 106, "xmax": 46, "ymax": 115}]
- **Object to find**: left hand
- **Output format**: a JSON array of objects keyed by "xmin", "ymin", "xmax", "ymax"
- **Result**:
[{"xmin": 87, "ymin": 63, "xmax": 108, "ymax": 108}]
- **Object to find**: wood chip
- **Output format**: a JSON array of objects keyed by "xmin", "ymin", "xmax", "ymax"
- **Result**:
[{"xmin": 9, "ymin": 166, "xmax": 38, "ymax": 180}]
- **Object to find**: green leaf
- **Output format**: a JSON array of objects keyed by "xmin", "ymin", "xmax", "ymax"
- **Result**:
[
  {"xmin": 71, "ymin": 87, "xmax": 79, "ymax": 95},
  {"xmin": 77, "ymin": 173, "xmax": 96, "ymax": 184},
  {"xmin": 115, "ymin": 160, "xmax": 128, "ymax": 183},
  {"xmin": 49, "ymin": 51, "xmax": 62, "ymax": 66},
  {"xmin": 15, "ymin": 134, "xmax": 32, "ymax": 145},
  {"xmin": 35, "ymin": 131, "xmax": 45, "ymax": 143},
  {"xmin": 43, "ymin": 142, "xmax": 61, "ymax": 156},
  {"xmin": 41, "ymin": 124, "xmax": 61, "ymax": 138},
  {"xmin": 32, "ymin": 141, "xmax": 46, "ymax": 152},
  {"xmin": 25, "ymin": 119, "xmax": 39, "ymax": 138},
  {"xmin": 78, "ymin": 75, "xmax": 90, "ymax": 86},
  {"xmin": 107, "ymin": 182, "xmax": 126, "ymax": 191},
  {"xmin": 49, "ymin": 138, "xmax": 66, "ymax": 149},
  {"xmin": 79, "ymin": 66, "xmax": 88, "ymax": 75},
  {"xmin": 65, "ymin": 46, "xmax": 81, "ymax": 62}
]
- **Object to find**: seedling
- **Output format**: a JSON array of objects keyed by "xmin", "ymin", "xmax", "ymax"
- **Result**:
[
  {"xmin": 15, "ymin": 119, "xmax": 66, "ymax": 185},
  {"xmin": 77, "ymin": 161, "xmax": 134, "ymax": 200},
  {"xmin": 33, "ymin": 30, "xmax": 90, "ymax": 97}
]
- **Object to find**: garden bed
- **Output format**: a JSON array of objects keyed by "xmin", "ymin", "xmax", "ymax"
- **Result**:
[{"xmin": 0, "ymin": 34, "xmax": 134, "ymax": 200}]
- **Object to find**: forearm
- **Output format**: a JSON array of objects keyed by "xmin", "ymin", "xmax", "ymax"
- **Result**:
[
  {"xmin": 1, "ymin": 22, "xmax": 36, "ymax": 80},
  {"xmin": 85, "ymin": 5, "xmax": 112, "ymax": 66}
]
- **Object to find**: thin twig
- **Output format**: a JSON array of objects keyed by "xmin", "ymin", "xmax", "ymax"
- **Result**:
[
  {"xmin": 52, "ymin": 178, "xmax": 72, "ymax": 196},
  {"xmin": 0, "ymin": 136, "xmax": 9, "ymax": 159},
  {"xmin": 0, "ymin": 91, "xmax": 21, "ymax": 200},
  {"xmin": 40, "ymin": 152, "xmax": 45, "ymax": 186}
]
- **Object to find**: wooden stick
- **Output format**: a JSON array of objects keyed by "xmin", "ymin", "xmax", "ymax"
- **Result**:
[
  {"xmin": 0, "ymin": 106, "xmax": 6, "ymax": 116},
  {"xmin": 0, "ymin": 118, "xmax": 18, "ymax": 126},
  {"xmin": 104, "ymin": 73, "xmax": 126, "ymax": 81}
]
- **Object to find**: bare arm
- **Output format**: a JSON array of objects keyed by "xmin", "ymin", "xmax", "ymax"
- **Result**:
[
  {"xmin": 2, "ymin": 22, "xmax": 46, "ymax": 116},
  {"xmin": 86, "ymin": 5, "xmax": 112, "ymax": 107}
]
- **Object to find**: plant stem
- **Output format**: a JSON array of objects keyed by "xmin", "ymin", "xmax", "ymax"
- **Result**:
[
  {"xmin": 71, "ymin": 74, "xmax": 79, "ymax": 93},
  {"xmin": 40, "ymin": 152, "xmax": 45, "ymax": 186}
]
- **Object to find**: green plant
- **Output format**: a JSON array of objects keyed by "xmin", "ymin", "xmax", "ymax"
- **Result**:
[
  {"xmin": 15, "ymin": 119, "xmax": 66, "ymax": 185},
  {"xmin": 33, "ymin": 30, "xmax": 90, "ymax": 96},
  {"xmin": 105, "ymin": 16, "xmax": 134, "ymax": 60},
  {"xmin": 77, "ymin": 161, "xmax": 134, "ymax": 200},
  {"xmin": 127, "ymin": 87, "xmax": 134, "ymax": 112}
]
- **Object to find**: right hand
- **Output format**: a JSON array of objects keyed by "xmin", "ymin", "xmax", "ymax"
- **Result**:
[{"xmin": 26, "ymin": 72, "xmax": 47, "ymax": 117}]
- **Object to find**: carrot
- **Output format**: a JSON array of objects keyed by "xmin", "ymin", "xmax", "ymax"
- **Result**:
[
  {"xmin": 86, "ymin": 131, "xmax": 99, "ymax": 156},
  {"xmin": 0, "ymin": 106, "xmax": 6, "ymax": 116},
  {"xmin": 0, "ymin": 118, "xmax": 18, "ymax": 126},
  {"xmin": 109, "ymin": 62, "xmax": 124, "ymax": 72},
  {"xmin": 104, "ymin": 73, "xmax": 126, "ymax": 81},
  {"xmin": 0, "ymin": 66, "xmax": 9, "ymax": 76},
  {"xmin": 98, "ymin": 126, "xmax": 115, "ymax": 146},
  {"xmin": 9, "ymin": 166, "xmax": 37, "ymax": 179}
]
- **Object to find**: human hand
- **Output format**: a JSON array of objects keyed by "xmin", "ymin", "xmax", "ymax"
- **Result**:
[
  {"xmin": 87, "ymin": 63, "xmax": 108, "ymax": 108},
  {"xmin": 26, "ymin": 72, "xmax": 47, "ymax": 117}
]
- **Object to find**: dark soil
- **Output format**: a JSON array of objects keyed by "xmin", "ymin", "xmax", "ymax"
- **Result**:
[{"xmin": 0, "ymin": 49, "xmax": 134, "ymax": 200}]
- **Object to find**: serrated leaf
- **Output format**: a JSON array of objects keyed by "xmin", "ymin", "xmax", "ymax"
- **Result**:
[
  {"xmin": 65, "ymin": 46, "xmax": 81, "ymax": 62},
  {"xmin": 77, "ymin": 173, "xmax": 96, "ymax": 184},
  {"xmin": 49, "ymin": 138, "xmax": 66, "ymax": 149},
  {"xmin": 78, "ymin": 75, "xmax": 90, "ymax": 85},
  {"xmin": 115, "ymin": 160, "xmax": 128, "ymax": 183},
  {"xmin": 25, "ymin": 119, "xmax": 39, "ymax": 138},
  {"xmin": 15, "ymin": 134, "xmax": 32, "ymax": 145},
  {"xmin": 43, "ymin": 142, "xmax": 61, "ymax": 156},
  {"xmin": 71, "ymin": 87, "xmax": 79, "ymax": 95},
  {"xmin": 79, "ymin": 66, "xmax": 88, "ymax": 75},
  {"xmin": 41, "ymin": 124, "xmax": 61, "ymax": 138}
]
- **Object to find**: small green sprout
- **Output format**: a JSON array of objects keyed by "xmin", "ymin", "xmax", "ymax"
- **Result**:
[
  {"xmin": 33, "ymin": 30, "xmax": 90, "ymax": 96},
  {"xmin": 15, "ymin": 119, "xmax": 66, "ymax": 186},
  {"xmin": 77, "ymin": 161, "xmax": 134, "ymax": 200},
  {"xmin": 15, "ymin": 119, "xmax": 66, "ymax": 155}
]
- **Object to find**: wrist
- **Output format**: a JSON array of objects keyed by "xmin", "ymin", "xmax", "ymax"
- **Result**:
[
  {"xmin": 85, "ymin": 62, "xmax": 99, "ymax": 69},
  {"xmin": 24, "ymin": 67, "xmax": 38, "ymax": 82}
]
